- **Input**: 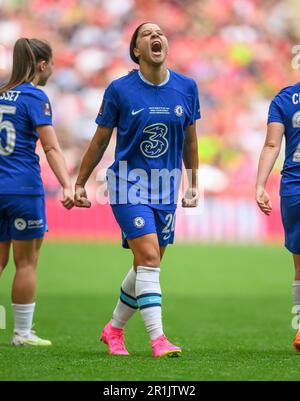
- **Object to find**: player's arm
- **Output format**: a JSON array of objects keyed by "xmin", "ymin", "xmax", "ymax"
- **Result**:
[
  {"xmin": 182, "ymin": 122, "xmax": 199, "ymax": 207},
  {"xmin": 38, "ymin": 125, "xmax": 74, "ymax": 210},
  {"xmin": 256, "ymin": 122, "xmax": 284, "ymax": 215},
  {"xmin": 74, "ymin": 125, "xmax": 113, "ymax": 208}
]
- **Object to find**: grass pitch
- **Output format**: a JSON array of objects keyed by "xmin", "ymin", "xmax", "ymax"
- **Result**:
[{"xmin": 0, "ymin": 242, "xmax": 299, "ymax": 381}]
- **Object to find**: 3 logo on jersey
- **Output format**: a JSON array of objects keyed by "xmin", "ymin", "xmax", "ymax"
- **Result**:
[
  {"xmin": 140, "ymin": 123, "xmax": 169, "ymax": 158},
  {"xmin": 139, "ymin": 105, "xmax": 184, "ymax": 158}
]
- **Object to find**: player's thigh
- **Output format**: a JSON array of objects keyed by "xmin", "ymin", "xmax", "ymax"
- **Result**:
[
  {"xmin": 0, "ymin": 197, "xmax": 11, "ymax": 271},
  {"xmin": 160, "ymin": 246, "xmax": 167, "ymax": 261},
  {"xmin": 0, "ymin": 241, "xmax": 11, "ymax": 271},
  {"xmin": 292, "ymin": 254, "xmax": 300, "ymax": 273},
  {"xmin": 281, "ymin": 196, "xmax": 300, "ymax": 254},
  {"xmin": 0, "ymin": 196, "xmax": 11, "ymax": 244},
  {"xmin": 12, "ymin": 237, "xmax": 44, "ymax": 269},
  {"xmin": 112, "ymin": 204, "xmax": 162, "ymax": 265},
  {"xmin": 127, "ymin": 233, "xmax": 161, "ymax": 267}
]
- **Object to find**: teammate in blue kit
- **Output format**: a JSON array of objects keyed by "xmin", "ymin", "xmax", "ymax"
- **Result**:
[
  {"xmin": 256, "ymin": 82, "xmax": 300, "ymax": 352},
  {"xmin": 0, "ymin": 38, "xmax": 73, "ymax": 346},
  {"xmin": 75, "ymin": 22, "xmax": 200, "ymax": 357}
]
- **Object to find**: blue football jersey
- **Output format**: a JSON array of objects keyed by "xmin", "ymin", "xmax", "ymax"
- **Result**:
[
  {"xmin": 268, "ymin": 82, "xmax": 300, "ymax": 196},
  {"xmin": 0, "ymin": 82, "xmax": 52, "ymax": 195},
  {"xmin": 96, "ymin": 69, "xmax": 201, "ymax": 209}
]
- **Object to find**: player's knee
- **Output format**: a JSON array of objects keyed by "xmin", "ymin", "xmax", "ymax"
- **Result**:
[
  {"xmin": 136, "ymin": 249, "xmax": 161, "ymax": 267},
  {"xmin": 14, "ymin": 257, "xmax": 37, "ymax": 271},
  {"xmin": 0, "ymin": 262, "xmax": 7, "ymax": 275},
  {"xmin": 295, "ymin": 264, "xmax": 300, "ymax": 275}
]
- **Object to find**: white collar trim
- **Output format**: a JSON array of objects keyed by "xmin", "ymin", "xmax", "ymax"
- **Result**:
[{"xmin": 138, "ymin": 69, "xmax": 170, "ymax": 87}]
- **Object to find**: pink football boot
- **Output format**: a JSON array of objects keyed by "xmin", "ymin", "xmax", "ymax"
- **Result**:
[
  {"xmin": 151, "ymin": 334, "xmax": 182, "ymax": 358},
  {"xmin": 100, "ymin": 320, "xmax": 129, "ymax": 355}
]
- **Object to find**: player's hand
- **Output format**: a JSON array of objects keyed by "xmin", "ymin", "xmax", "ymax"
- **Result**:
[
  {"xmin": 74, "ymin": 185, "xmax": 91, "ymax": 208},
  {"xmin": 256, "ymin": 186, "xmax": 272, "ymax": 215},
  {"xmin": 182, "ymin": 187, "xmax": 199, "ymax": 208},
  {"xmin": 61, "ymin": 187, "xmax": 74, "ymax": 210}
]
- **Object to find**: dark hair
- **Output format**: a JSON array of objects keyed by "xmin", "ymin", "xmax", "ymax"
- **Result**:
[
  {"xmin": 0, "ymin": 38, "xmax": 52, "ymax": 94},
  {"xmin": 129, "ymin": 22, "xmax": 153, "ymax": 64}
]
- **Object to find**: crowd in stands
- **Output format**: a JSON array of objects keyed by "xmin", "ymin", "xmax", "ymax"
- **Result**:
[{"xmin": 0, "ymin": 0, "xmax": 299, "ymax": 203}]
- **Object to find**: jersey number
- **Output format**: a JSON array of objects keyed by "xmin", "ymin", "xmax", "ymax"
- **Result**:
[
  {"xmin": 0, "ymin": 105, "xmax": 16, "ymax": 156},
  {"xmin": 162, "ymin": 213, "xmax": 176, "ymax": 240}
]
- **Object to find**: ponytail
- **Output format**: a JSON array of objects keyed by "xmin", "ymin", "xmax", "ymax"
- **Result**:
[{"xmin": 0, "ymin": 38, "xmax": 52, "ymax": 94}]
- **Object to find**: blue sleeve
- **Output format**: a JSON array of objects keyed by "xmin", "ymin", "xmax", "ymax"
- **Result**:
[
  {"xmin": 95, "ymin": 83, "xmax": 119, "ymax": 128},
  {"xmin": 189, "ymin": 81, "xmax": 201, "ymax": 125},
  {"xmin": 26, "ymin": 91, "xmax": 52, "ymax": 127},
  {"xmin": 267, "ymin": 98, "xmax": 284, "ymax": 124}
]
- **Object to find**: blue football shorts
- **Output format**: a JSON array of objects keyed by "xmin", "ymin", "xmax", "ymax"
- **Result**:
[
  {"xmin": 0, "ymin": 195, "xmax": 47, "ymax": 241},
  {"xmin": 111, "ymin": 203, "xmax": 176, "ymax": 249},
  {"xmin": 281, "ymin": 195, "xmax": 300, "ymax": 254}
]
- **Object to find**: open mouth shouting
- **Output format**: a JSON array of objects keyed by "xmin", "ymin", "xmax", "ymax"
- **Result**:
[{"xmin": 151, "ymin": 40, "xmax": 162, "ymax": 57}]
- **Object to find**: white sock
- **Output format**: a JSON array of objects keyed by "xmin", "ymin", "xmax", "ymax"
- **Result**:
[
  {"xmin": 12, "ymin": 303, "xmax": 35, "ymax": 336},
  {"xmin": 293, "ymin": 281, "xmax": 300, "ymax": 330},
  {"xmin": 136, "ymin": 266, "xmax": 163, "ymax": 340},
  {"xmin": 112, "ymin": 267, "xmax": 138, "ymax": 329}
]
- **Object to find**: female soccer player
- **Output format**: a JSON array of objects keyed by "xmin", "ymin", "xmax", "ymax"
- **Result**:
[
  {"xmin": 75, "ymin": 22, "xmax": 200, "ymax": 357},
  {"xmin": 256, "ymin": 82, "xmax": 300, "ymax": 352},
  {"xmin": 0, "ymin": 38, "xmax": 74, "ymax": 346}
]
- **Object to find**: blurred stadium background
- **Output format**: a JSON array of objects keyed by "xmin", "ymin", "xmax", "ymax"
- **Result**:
[
  {"xmin": 1, "ymin": 0, "xmax": 300, "ymax": 243},
  {"xmin": 2, "ymin": 0, "xmax": 300, "ymax": 381},
  {"xmin": 0, "ymin": 0, "xmax": 300, "ymax": 242}
]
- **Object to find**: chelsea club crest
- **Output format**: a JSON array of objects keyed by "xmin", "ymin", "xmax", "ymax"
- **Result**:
[{"xmin": 174, "ymin": 105, "xmax": 184, "ymax": 117}]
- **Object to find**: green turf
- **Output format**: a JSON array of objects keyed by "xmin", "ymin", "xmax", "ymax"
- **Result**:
[{"xmin": 0, "ymin": 242, "xmax": 299, "ymax": 381}]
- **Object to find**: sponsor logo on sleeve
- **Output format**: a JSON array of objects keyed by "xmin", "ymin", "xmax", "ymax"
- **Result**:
[
  {"xmin": 292, "ymin": 111, "xmax": 300, "ymax": 128},
  {"xmin": 44, "ymin": 102, "xmax": 52, "ymax": 116}
]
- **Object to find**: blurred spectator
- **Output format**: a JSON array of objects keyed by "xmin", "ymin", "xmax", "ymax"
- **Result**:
[{"xmin": 0, "ymin": 0, "xmax": 298, "ymax": 202}]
